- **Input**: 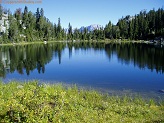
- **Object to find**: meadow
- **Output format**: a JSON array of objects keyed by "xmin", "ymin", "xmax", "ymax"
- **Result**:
[{"xmin": 0, "ymin": 81, "xmax": 164, "ymax": 123}]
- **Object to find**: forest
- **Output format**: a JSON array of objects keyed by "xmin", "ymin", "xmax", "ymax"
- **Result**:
[{"xmin": 0, "ymin": 5, "xmax": 164, "ymax": 43}]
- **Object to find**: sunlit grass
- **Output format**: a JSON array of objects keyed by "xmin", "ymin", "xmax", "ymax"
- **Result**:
[{"xmin": 0, "ymin": 81, "xmax": 164, "ymax": 122}]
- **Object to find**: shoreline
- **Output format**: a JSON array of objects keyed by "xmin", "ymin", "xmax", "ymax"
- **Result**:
[
  {"xmin": 0, "ymin": 39, "xmax": 155, "ymax": 46},
  {"xmin": 2, "ymin": 79, "xmax": 164, "ymax": 102}
]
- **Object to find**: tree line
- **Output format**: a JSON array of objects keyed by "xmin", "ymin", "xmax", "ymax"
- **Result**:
[
  {"xmin": 0, "ymin": 5, "xmax": 163, "ymax": 43},
  {"xmin": 116, "ymin": 8, "xmax": 164, "ymax": 40}
]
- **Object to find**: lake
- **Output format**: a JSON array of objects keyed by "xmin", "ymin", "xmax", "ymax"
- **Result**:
[{"xmin": 0, "ymin": 42, "xmax": 164, "ymax": 100}]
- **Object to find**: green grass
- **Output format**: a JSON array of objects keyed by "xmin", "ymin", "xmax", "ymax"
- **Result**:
[
  {"xmin": 0, "ymin": 40, "xmax": 60, "ymax": 46},
  {"xmin": 0, "ymin": 81, "xmax": 164, "ymax": 123},
  {"xmin": 0, "ymin": 39, "xmax": 146, "ymax": 46}
]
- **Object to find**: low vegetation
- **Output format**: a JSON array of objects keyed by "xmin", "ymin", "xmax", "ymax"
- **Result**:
[{"xmin": 0, "ymin": 81, "xmax": 164, "ymax": 122}]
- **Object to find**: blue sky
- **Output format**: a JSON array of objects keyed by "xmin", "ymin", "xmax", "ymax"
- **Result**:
[{"xmin": 2, "ymin": 0, "xmax": 163, "ymax": 28}]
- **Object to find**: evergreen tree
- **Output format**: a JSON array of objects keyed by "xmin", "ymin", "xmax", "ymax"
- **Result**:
[
  {"xmin": 117, "ymin": 18, "xmax": 127, "ymax": 39},
  {"xmin": 68, "ymin": 22, "xmax": 73, "ymax": 40},
  {"xmin": 28, "ymin": 11, "xmax": 36, "ymax": 40},
  {"xmin": 0, "ymin": 4, "xmax": 3, "ymax": 19},
  {"xmin": 104, "ymin": 21, "xmax": 112, "ymax": 39},
  {"xmin": 61, "ymin": 28, "xmax": 66, "ymax": 40},
  {"xmin": 128, "ymin": 19, "xmax": 134, "ymax": 39},
  {"xmin": 23, "ymin": 6, "xmax": 29, "ymax": 28},
  {"xmin": 2, "ymin": 6, "xmax": 164, "ymax": 43},
  {"xmin": 35, "ymin": 8, "xmax": 40, "ymax": 31},
  {"xmin": 148, "ymin": 9, "xmax": 156, "ymax": 35},
  {"xmin": 134, "ymin": 15, "xmax": 139, "ymax": 39},
  {"xmin": 38, "ymin": 16, "xmax": 44, "ymax": 39},
  {"xmin": 57, "ymin": 18, "xmax": 62, "ymax": 40},
  {"xmin": 73, "ymin": 28, "xmax": 80, "ymax": 40},
  {"xmin": 36, "ymin": 8, "xmax": 40, "ymax": 22},
  {"xmin": 112, "ymin": 25, "xmax": 120, "ymax": 39},
  {"xmin": 86, "ymin": 31, "xmax": 92, "ymax": 41},
  {"xmin": 14, "ymin": 8, "xmax": 22, "ymax": 21},
  {"xmin": 8, "ymin": 17, "xmax": 18, "ymax": 42},
  {"xmin": 53, "ymin": 23, "xmax": 57, "ymax": 39},
  {"xmin": 40, "ymin": 8, "xmax": 44, "ymax": 17}
]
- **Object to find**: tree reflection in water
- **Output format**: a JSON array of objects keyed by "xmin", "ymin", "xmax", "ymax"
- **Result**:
[{"xmin": 0, "ymin": 42, "xmax": 164, "ymax": 78}]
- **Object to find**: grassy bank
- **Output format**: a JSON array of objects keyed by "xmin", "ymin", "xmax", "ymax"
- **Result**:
[
  {"xmin": 0, "ymin": 39, "xmax": 147, "ymax": 46},
  {"xmin": 0, "ymin": 40, "xmax": 60, "ymax": 46},
  {"xmin": 0, "ymin": 81, "xmax": 164, "ymax": 122}
]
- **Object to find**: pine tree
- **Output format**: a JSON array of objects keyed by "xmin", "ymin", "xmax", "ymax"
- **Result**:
[
  {"xmin": 40, "ymin": 8, "xmax": 44, "ymax": 17},
  {"xmin": 8, "ymin": 17, "xmax": 18, "ymax": 42},
  {"xmin": 36, "ymin": 8, "xmax": 40, "ymax": 23},
  {"xmin": 104, "ymin": 21, "xmax": 112, "ymax": 39},
  {"xmin": 117, "ymin": 19, "xmax": 127, "ymax": 39},
  {"xmin": 148, "ymin": 9, "xmax": 155, "ymax": 35},
  {"xmin": 134, "ymin": 15, "xmax": 139, "ymax": 40},
  {"xmin": 128, "ymin": 19, "xmax": 134, "ymax": 39},
  {"xmin": 57, "ymin": 18, "xmax": 62, "ymax": 40},
  {"xmin": 73, "ymin": 28, "xmax": 79, "ymax": 40},
  {"xmin": 53, "ymin": 23, "xmax": 57, "ymax": 39},
  {"xmin": 35, "ymin": 8, "xmax": 40, "ymax": 32},
  {"xmin": 112, "ymin": 25, "xmax": 120, "ymax": 39},
  {"xmin": 23, "ymin": 6, "xmax": 29, "ymax": 28},
  {"xmin": 68, "ymin": 22, "xmax": 73, "ymax": 40},
  {"xmin": 28, "ymin": 11, "xmax": 36, "ymax": 40},
  {"xmin": 0, "ymin": 4, "xmax": 3, "ymax": 19}
]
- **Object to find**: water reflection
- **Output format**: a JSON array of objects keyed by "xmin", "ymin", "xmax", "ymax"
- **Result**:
[
  {"xmin": 0, "ymin": 42, "xmax": 164, "ymax": 78},
  {"xmin": 105, "ymin": 43, "xmax": 164, "ymax": 74},
  {"xmin": 0, "ymin": 43, "xmax": 66, "ymax": 77}
]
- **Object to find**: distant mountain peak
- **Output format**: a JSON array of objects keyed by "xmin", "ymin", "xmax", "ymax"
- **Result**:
[
  {"xmin": 65, "ymin": 24, "xmax": 103, "ymax": 33},
  {"xmin": 79, "ymin": 24, "xmax": 103, "ymax": 32}
]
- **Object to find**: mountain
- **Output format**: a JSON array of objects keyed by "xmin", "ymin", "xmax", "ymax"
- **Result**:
[
  {"xmin": 79, "ymin": 24, "xmax": 103, "ymax": 32},
  {"xmin": 65, "ymin": 24, "xmax": 103, "ymax": 33},
  {"xmin": 87, "ymin": 24, "xmax": 103, "ymax": 31}
]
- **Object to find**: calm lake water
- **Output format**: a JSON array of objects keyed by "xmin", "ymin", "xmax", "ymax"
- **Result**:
[{"xmin": 0, "ymin": 42, "xmax": 164, "ymax": 99}]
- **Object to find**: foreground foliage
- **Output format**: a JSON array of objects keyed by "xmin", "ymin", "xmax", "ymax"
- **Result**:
[{"xmin": 0, "ymin": 81, "xmax": 164, "ymax": 123}]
